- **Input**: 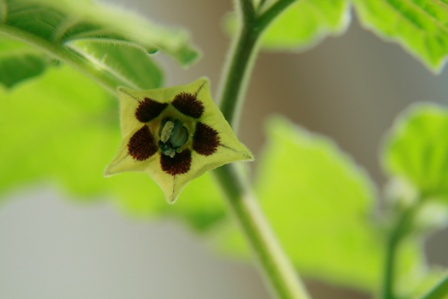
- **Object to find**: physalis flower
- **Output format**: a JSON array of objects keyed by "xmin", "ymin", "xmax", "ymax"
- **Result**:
[{"xmin": 105, "ymin": 78, "xmax": 253, "ymax": 203}]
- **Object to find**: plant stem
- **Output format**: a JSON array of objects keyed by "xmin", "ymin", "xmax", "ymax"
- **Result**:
[
  {"xmin": 214, "ymin": 165, "xmax": 309, "ymax": 299},
  {"xmin": 383, "ymin": 227, "xmax": 400, "ymax": 299},
  {"xmin": 218, "ymin": 21, "xmax": 260, "ymax": 129},
  {"xmin": 218, "ymin": 0, "xmax": 297, "ymax": 128},
  {"xmin": 382, "ymin": 201, "xmax": 421, "ymax": 299},
  {"xmin": 0, "ymin": 25, "xmax": 120, "ymax": 94},
  {"xmin": 215, "ymin": 0, "xmax": 309, "ymax": 298},
  {"xmin": 239, "ymin": 0, "xmax": 257, "ymax": 23}
]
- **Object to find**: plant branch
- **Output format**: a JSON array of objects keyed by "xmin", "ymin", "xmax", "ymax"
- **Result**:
[
  {"xmin": 215, "ymin": 0, "xmax": 308, "ymax": 298},
  {"xmin": 0, "ymin": 25, "xmax": 120, "ymax": 95},
  {"xmin": 218, "ymin": 0, "xmax": 296, "ymax": 128},
  {"xmin": 382, "ymin": 200, "xmax": 422, "ymax": 299},
  {"xmin": 239, "ymin": 0, "xmax": 256, "ymax": 23}
]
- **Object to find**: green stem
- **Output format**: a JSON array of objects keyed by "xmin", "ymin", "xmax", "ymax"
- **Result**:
[
  {"xmin": 214, "ymin": 166, "xmax": 309, "ymax": 299},
  {"xmin": 217, "ymin": 21, "xmax": 260, "ymax": 128},
  {"xmin": 0, "ymin": 25, "xmax": 120, "ymax": 94},
  {"xmin": 383, "ymin": 227, "xmax": 400, "ymax": 299},
  {"xmin": 382, "ymin": 201, "xmax": 422, "ymax": 299},
  {"xmin": 215, "ymin": 1, "xmax": 308, "ymax": 298},
  {"xmin": 239, "ymin": 0, "xmax": 256, "ymax": 23},
  {"xmin": 218, "ymin": 0, "xmax": 297, "ymax": 128},
  {"xmin": 421, "ymin": 274, "xmax": 448, "ymax": 299}
]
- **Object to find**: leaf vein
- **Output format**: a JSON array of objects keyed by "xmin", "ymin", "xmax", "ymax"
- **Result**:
[{"xmin": 384, "ymin": 0, "xmax": 448, "ymax": 35}]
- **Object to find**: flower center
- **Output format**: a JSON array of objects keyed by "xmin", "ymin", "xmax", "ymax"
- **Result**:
[{"xmin": 158, "ymin": 118, "xmax": 189, "ymax": 158}]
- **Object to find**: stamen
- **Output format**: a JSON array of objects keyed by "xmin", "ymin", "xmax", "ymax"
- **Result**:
[
  {"xmin": 160, "ymin": 120, "xmax": 175, "ymax": 143},
  {"xmin": 158, "ymin": 118, "xmax": 189, "ymax": 157}
]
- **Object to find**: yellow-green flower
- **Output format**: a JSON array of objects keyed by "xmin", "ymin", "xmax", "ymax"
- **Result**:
[{"xmin": 105, "ymin": 78, "xmax": 253, "ymax": 203}]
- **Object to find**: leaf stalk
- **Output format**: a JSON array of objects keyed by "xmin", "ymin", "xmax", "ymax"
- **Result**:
[{"xmin": 382, "ymin": 199, "xmax": 423, "ymax": 299}]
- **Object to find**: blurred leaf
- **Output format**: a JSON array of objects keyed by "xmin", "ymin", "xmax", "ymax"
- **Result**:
[
  {"xmin": 382, "ymin": 104, "xmax": 448, "ymax": 203},
  {"xmin": 0, "ymin": 66, "xmax": 225, "ymax": 231},
  {"xmin": 170, "ymin": 174, "xmax": 227, "ymax": 230},
  {"xmin": 225, "ymin": 0, "xmax": 350, "ymax": 51},
  {"xmin": 256, "ymin": 117, "xmax": 379, "ymax": 289},
  {"xmin": 0, "ymin": 0, "xmax": 199, "ymax": 89},
  {"xmin": 218, "ymin": 117, "xmax": 422, "ymax": 291},
  {"xmin": 0, "ymin": 65, "xmax": 118, "ymax": 195},
  {"xmin": 0, "ymin": 38, "xmax": 49, "ymax": 88},
  {"xmin": 260, "ymin": 0, "xmax": 350, "ymax": 50},
  {"xmin": 353, "ymin": 0, "xmax": 448, "ymax": 72},
  {"xmin": 67, "ymin": 39, "xmax": 163, "ymax": 89}
]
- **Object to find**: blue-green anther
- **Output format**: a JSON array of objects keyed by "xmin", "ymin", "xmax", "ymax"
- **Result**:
[
  {"xmin": 159, "ymin": 118, "xmax": 189, "ymax": 158},
  {"xmin": 170, "ymin": 121, "xmax": 188, "ymax": 147},
  {"xmin": 160, "ymin": 120, "xmax": 175, "ymax": 143}
]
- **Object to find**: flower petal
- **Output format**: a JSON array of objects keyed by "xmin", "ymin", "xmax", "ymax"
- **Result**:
[
  {"xmin": 172, "ymin": 92, "xmax": 204, "ymax": 118},
  {"xmin": 104, "ymin": 130, "xmax": 157, "ymax": 176},
  {"xmin": 135, "ymin": 97, "xmax": 168, "ymax": 122},
  {"xmin": 193, "ymin": 122, "xmax": 220, "ymax": 156},
  {"xmin": 128, "ymin": 125, "xmax": 158, "ymax": 161},
  {"xmin": 160, "ymin": 149, "xmax": 192, "ymax": 175}
]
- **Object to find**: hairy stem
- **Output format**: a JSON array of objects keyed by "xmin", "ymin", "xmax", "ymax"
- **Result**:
[{"xmin": 215, "ymin": 0, "xmax": 309, "ymax": 298}]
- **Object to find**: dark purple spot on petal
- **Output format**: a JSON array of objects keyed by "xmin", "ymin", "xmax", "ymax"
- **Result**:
[
  {"xmin": 193, "ymin": 122, "xmax": 220, "ymax": 156},
  {"xmin": 172, "ymin": 92, "xmax": 204, "ymax": 118},
  {"xmin": 128, "ymin": 125, "xmax": 158, "ymax": 161},
  {"xmin": 135, "ymin": 98, "xmax": 168, "ymax": 122},
  {"xmin": 160, "ymin": 150, "xmax": 192, "ymax": 176}
]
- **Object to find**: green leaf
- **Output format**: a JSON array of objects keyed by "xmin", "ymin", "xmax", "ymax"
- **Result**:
[
  {"xmin": 382, "ymin": 104, "xmax": 448, "ymax": 202},
  {"xmin": 0, "ymin": 66, "xmax": 225, "ymax": 231},
  {"xmin": 0, "ymin": 0, "xmax": 199, "ymax": 89},
  {"xmin": 0, "ymin": 38, "xmax": 49, "ymax": 88},
  {"xmin": 260, "ymin": 0, "xmax": 350, "ymax": 50},
  {"xmin": 353, "ymin": 0, "xmax": 448, "ymax": 72},
  {"xmin": 67, "ymin": 39, "xmax": 163, "ymax": 90},
  {"xmin": 218, "ymin": 117, "xmax": 422, "ymax": 292}
]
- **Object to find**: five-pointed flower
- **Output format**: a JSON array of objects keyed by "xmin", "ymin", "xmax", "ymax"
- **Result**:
[{"xmin": 105, "ymin": 78, "xmax": 253, "ymax": 203}]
